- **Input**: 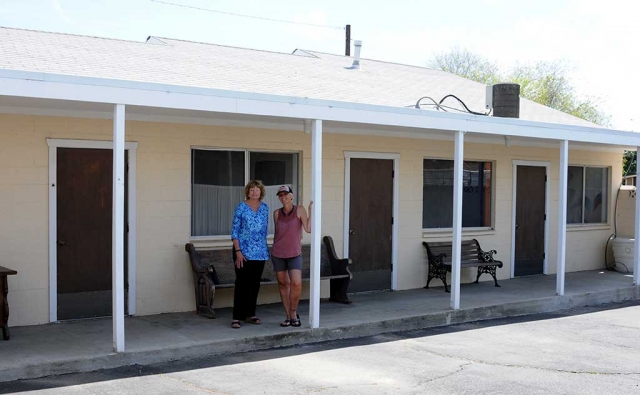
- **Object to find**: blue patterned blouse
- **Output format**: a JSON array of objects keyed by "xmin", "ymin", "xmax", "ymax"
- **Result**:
[{"xmin": 231, "ymin": 201, "xmax": 270, "ymax": 261}]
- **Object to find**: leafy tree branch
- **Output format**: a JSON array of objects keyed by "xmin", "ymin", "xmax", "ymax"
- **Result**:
[{"xmin": 427, "ymin": 48, "xmax": 610, "ymax": 126}]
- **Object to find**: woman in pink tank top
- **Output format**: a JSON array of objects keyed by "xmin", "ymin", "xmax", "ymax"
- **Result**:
[{"xmin": 272, "ymin": 185, "xmax": 312, "ymax": 327}]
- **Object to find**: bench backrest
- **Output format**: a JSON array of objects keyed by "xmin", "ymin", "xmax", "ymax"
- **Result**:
[
  {"xmin": 187, "ymin": 243, "xmax": 334, "ymax": 285},
  {"xmin": 423, "ymin": 239, "xmax": 482, "ymax": 265}
]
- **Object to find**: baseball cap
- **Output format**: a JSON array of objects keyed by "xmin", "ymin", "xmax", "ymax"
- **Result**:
[{"xmin": 276, "ymin": 185, "xmax": 293, "ymax": 196}]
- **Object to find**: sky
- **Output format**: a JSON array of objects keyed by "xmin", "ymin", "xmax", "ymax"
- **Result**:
[{"xmin": 0, "ymin": 0, "xmax": 638, "ymax": 131}]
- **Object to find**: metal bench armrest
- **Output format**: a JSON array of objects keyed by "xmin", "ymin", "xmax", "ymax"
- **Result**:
[
  {"xmin": 478, "ymin": 248, "xmax": 497, "ymax": 263},
  {"xmin": 434, "ymin": 253, "xmax": 447, "ymax": 265}
]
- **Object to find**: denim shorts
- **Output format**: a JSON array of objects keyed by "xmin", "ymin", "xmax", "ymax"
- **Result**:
[{"xmin": 271, "ymin": 255, "xmax": 303, "ymax": 272}]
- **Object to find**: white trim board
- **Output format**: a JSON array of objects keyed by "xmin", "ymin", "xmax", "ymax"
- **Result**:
[
  {"xmin": 343, "ymin": 151, "xmax": 400, "ymax": 290},
  {"xmin": 511, "ymin": 160, "xmax": 551, "ymax": 278},
  {"xmin": 0, "ymin": 105, "xmax": 630, "ymax": 154},
  {"xmin": 46, "ymin": 138, "xmax": 138, "ymax": 322},
  {"xmin": 1, "ymin": 70, "xmax": 639, "ymax": 146}
]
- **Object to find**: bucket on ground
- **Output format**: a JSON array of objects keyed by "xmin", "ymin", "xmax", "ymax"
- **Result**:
[{"xmin": 611, "ymin": 237, "xmax": 635, "ymax": 274}]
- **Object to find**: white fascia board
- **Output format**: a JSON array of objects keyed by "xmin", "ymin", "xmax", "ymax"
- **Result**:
[
  {"xmin": 1, "ymin": 69, "xmax": 639, "ymax": 146},
  {"xmin": 1, "ymin": 104, "xmax": 628, "ymax": 153}
]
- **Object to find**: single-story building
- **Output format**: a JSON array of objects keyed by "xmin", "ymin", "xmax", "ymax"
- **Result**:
[{"xmin": 1, "ymin": 27, "xmax": 639, "ymax": 350}]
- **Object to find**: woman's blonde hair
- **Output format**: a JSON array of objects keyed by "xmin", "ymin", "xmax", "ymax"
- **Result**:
[{"xmin": 244, "ymin": 180, "xmax": 266, "ymax": 200}]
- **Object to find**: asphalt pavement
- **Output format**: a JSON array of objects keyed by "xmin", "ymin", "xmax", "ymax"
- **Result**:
[{"xmin": 2, "ymin": 300, "xmax": 639, "ymax": 395}]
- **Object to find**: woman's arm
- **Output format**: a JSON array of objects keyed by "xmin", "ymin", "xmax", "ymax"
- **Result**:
[
  {"xmin": 231, "ymin": 203, "xmax": 242, "ymax": 241},
  {"xmin": 231, "ymin": 204, "xmax": 245, "ymax": 267},
  {"xmin": 273, "ymin": 209, "xmax": 279, "ymax": 235},
  {"xmin": 261, "ymin": 203, "xmax": 269, "ymax": 237},
  {"xmin": 299, "ymin": 201, "xmax": 313, "ymax": 233}
]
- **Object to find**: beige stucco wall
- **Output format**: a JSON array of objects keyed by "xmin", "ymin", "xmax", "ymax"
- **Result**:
[
  {"xmin": 617, "ymin": 187, "xmax": 636, "ymax": 238},
  {"xmin": 0, "ymin": 113, "xmax": 623, "ymax": 326},
  {"xmin": 0, "ymin": 115, "xmax": 50, "ymax": 327}
]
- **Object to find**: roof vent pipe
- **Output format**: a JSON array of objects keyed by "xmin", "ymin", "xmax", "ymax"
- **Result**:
[{"xmin": 350, "ymin": 40, "xmax": 362, "ymax": 69}]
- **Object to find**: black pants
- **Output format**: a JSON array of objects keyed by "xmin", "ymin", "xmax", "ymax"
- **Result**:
[{"xmin": 233, "ymin": 260, "xmax": 265, "ymax": 320}]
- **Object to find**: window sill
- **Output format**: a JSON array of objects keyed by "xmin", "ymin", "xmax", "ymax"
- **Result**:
[
  {"xmin": 422, "ymin": 227, "xmax": 495, "ymax": 238},
  {"xmin": 566, "ymin": 224, "xmax": 612, "ymax": 232}
]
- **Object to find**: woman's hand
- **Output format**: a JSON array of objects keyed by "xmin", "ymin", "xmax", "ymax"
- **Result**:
[
  {"xmin": 235, "ymin": 251, "xmax": 246, "ymax": 268},
  {"xmin": 302, "ymin": 201, "xmax": 313, "ymax": 233}
]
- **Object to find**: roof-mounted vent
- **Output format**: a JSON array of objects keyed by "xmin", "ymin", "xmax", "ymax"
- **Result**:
[
  {"xmin": 491, "ymin": 83, "xmax": 520, "ymax": 118},
  {"xmin": 146, "ymin": 36, "xmax": 168, "ymax": 45},
  {"xmin": 347, "ymin": 40, "xmax": 362, "ymax": 69}
]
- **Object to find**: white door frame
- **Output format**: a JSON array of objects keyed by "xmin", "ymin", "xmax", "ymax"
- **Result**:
[
  {"xmin": 343, "ymin": 151, "xmax": 400, "ymax": 290},
  {"xmin": 511, "ymin": 160, "xmax": 550, "ymax": 278},
  {"xmin": 47, "ymin": 138, "xmax": 138, "ymax": 322}
]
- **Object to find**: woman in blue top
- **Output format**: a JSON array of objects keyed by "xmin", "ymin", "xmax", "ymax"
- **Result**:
[{"xmin": 231, "ymin": 180, "xmax": 270, "ymax": 329}]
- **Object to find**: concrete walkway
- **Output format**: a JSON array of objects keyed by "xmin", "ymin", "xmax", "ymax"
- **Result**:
[{"xmin": 1, "ymin": 270, "xmax": 638, "ymax": 382}]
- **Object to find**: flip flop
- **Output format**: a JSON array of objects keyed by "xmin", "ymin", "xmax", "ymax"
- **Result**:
[
  {"xmin": 231, "ymin": 320, "xmax": 241, "ymax": 329},
  {"xmin": 290, "ymin": 314, "xmax": 301, "ymax": 327},
  {"xmin": 246, "ymin": 317, "xmax": 261, "ymax": 325},
  {"xmin": 280, "ymin": 319, "xmax": 291, "ymax": 327}
]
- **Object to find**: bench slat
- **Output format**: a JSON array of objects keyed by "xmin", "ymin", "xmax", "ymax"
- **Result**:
[
  {"xmin": 211, "ymin": 274, "xmax": 349, "ymax": 289},
  {"xmin": 196, "ymin": 246, "xmax": 336, "ymax": 285},
  {"xmin": 427, "ymin": 241, "xmax": 477, "ymax": 248},
  {"xmin": 429, "ymin": 250, "xmax": 479, "ymax": 258},
  {"xmin": 441, "ymin": 260, "xmax": 488, "ymax": 267}
]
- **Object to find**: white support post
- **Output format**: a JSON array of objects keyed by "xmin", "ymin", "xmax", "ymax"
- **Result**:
[
  {"xmin": 634, "ymin": 148, "xmax": 640, "ymax": 286},
  {"xmin": 112, "ymin": 104, "xmax": 126, "ymax": 352},
  {"xmin": 309, "ymin": 119, "xmax": 323, "ymax": 328},
  {"xmin": 556, "ymin": 140, "xmax": 569, "ymax": 295},
  {"xmin": 127, "ymin": 149, "xmax": 137, "ymax": 316},
  {"xmin": 48, "ymin": 145, "xmax": 57, "ymax": 323},
  {"xmin": 450, "ymin": 131, "xmax": 464, "ymax": 310}
]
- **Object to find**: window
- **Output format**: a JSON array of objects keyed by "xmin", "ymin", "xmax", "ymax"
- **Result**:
[
  {"xmin": 422, "ymin": 159, "xmax": 493, "ymax": 229},
  {"xmin": 567, "ymin": 166, "xmax": 608, "ymax": 224},
  {"xmin": 191, "ymin": 149, "xmax": 299, "ymax": 236}
]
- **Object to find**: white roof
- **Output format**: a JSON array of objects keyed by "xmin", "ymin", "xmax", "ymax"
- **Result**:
[{"xmin": 0, "ymin": 26, "xmax": 595, "ymax": 127}]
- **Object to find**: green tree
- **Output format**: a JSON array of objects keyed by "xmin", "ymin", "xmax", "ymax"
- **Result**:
[
  {"xmin": 428, "ymin": 47, "xmax": 500, "ymax": 85},
  {"xmin": 623, "ymin": 150, "xmax": 636, "ymax": 177},
  {"xmin": 427, "ymin": 48, "xmax": 610, "ymax": 126},
  {"xmin": 508, "ymin": 62, "xmax": 610, "ymax": 125}
]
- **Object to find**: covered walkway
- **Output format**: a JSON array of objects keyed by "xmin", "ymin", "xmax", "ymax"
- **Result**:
[{"xmin": 1, "ymin": 270, "xmax": 637, "ymax": 382}]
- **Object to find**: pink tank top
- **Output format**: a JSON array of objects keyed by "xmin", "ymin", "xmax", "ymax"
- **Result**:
[{"xmin": 272, "ymin": 205, "xmax": 303, "ymax": 258}]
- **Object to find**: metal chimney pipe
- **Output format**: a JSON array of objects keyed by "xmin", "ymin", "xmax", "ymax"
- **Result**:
[
  {"xmin": 351, "ymin": 40, "xmax": 362, "ymax": 69},
  {"xmin": 345, "ymin": 25, "xmax": 351, "ymax": 56}
]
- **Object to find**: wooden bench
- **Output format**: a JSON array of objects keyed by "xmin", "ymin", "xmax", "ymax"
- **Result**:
[
  {"xmin": 1, "ymin": 265, "xmax": 17, "ymax": 340},
  {"xmin": 185, "ymin": 236, "xmax": 353, "ymax": 318},
  {"xmin": 422, "ymin": 239, "xmax": 503, "ymax": 293}
]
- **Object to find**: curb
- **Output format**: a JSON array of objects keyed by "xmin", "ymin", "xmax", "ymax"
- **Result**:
[{"xmin": 2, "ymin": 285, "xmax": 638, "ymax": 382}]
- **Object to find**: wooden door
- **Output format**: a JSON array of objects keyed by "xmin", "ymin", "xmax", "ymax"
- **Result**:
[
  {"xmin": 514, "ymin": 166, "xmax": 546, "ymax": 276},
  {"xmin": 56, "ymin": 148, "xmax": 128, "ymax": 320},
  {"xmin": 348, "ymin": 158, "xmax": 393, "ymax": 292}
]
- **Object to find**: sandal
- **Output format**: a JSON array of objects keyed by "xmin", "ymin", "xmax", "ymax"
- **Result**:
[
  {"xmin": 245, "ymin": 317, "xmax": 261, "ymax": 325},
  {"xmin": 231, "ymin": 320, "xmax": 241, "ymax": 329},
  {"xmin": 290, "ymin": 314, "xmax": 301, "ymax": 327},
  {"xmin": 280, "ymin": 319, "xmax": 291, "ymax": 327}
]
